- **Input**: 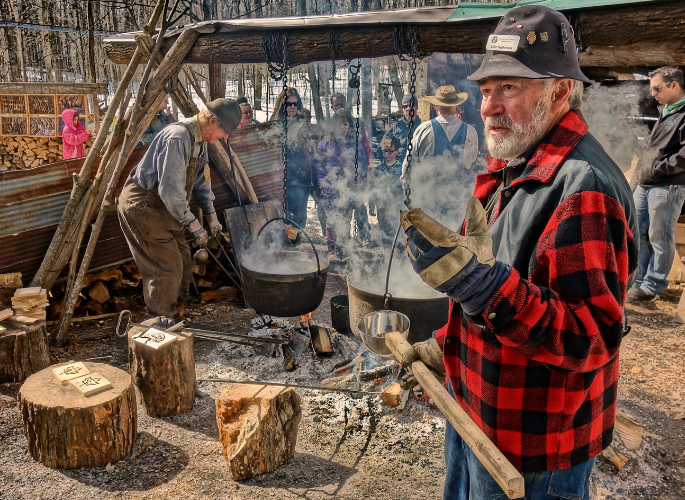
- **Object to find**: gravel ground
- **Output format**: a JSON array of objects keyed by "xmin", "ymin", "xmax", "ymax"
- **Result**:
[{"xmin": 1, "ymin": 203, "xmax": 684, "ymax": 499}]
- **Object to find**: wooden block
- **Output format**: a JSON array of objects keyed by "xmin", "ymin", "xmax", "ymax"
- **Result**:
[
  {"xmin": 615, "ymin": 411, "xmax": 645, "ymax": 450},
  {"xmin": 0, "ymin": 273, "xmax": 22, "ymax": 287},
  {"xmin": 12, "ymin": 296, "xmax": 48, "ymax": 308},
  {"xmin": 70, "ymin": 372, "xmax": 113, "ymax": 396},
  {"xmin": 196, "ymin": 279, "xmax": 213, "ymax": 288},
  {"xmin": 601, "ymin": 444, "xmax": 629, "ymax": 470},
  {"xmin": 15, "ymin": 310, "xmax": 46, "ymax": 320},
  {"xmin": 216, "ymin": 384, "xmax": 301, "ymax": 480},
  {"xmin": 52, "ymin": 362, "xmax": 91, "ymax": 385},
  {"xmin": 86, "ymin": 281, "xmax": 110, "ymax": 304},
  {"xmin": 0, "ymin": 308, "xmax": 12, "ymax": 321},
  {"xmin": 14, "ymin": 287, "xmax": 42, "ymax": 298},
  {"xmin": 12, "ymin": 302, "xmax": 48, "ymax": 311},
  {"xmin": 200, "ymin": 287, "xmax": 237, "ymax": 302},
  {"xmin": 9, "ymin": 315, "xmax": 40, "ymax": 324},
  {"xmin": 381, "ymin": 382, "xmax": 408, "ymax": 408},
  {"xmin": 0, "ymin": 325, "xmax": 5, "ymax": 334},
  {"xmin": 310, "ymin": 325, "xmax": 334, "ymax": 356},
  {"xmin": 133, "ymin": 328, "xmax": 177, "ymax": 349}
]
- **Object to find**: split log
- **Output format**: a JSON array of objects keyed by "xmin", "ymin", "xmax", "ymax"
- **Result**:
[
  {"xmin": 86, "ymin": 281, "xmax": 110, "ymax": 303},
  {"xmin": 215, "ymin": 384, "xmax": 301, "ymax": 480},
  {"xmin": 104, "ymin": 2, "xmax": 685, "ymax": 68},
  {"xmin": 128, "ymin": 318, "xmax": 195, "ymax": 417},
  {"xmin": 601, "ymin": 445, "xmax": 629, "ymax": 470},
  {"xmin": 18, "ymin": 362, "xmax": 137, "ymax": 469},
  {"xmin": 381, "ymin": 381, "xmax": 407, "ymax": 407},
  {"xmin": 0, "ymin": 321, "xmax": 50, "ymax": 383}
]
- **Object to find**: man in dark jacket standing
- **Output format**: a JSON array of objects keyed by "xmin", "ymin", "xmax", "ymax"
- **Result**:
[
  {"xmin": 377, "ymin": 95, "xmax": 421, "ymax": 163},
  {"xmin": 398, "ymin": 6, "xmax": 638, "ymax": 499},
  {"xmin": 629, "ymin": 66, "xmax": 685, "ymax": 301}
]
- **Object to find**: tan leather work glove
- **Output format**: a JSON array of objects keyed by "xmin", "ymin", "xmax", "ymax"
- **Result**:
[
  {"xmin": 205, "ymin": 212, "xmax": 223, "ymax": 239},
  {"xmin": 398, "ymin": 338, "xmax": 446, "ymax": 392},
  {"xmin": 400, "ymin": 196, "xmax": 495, "ymax": 293}
]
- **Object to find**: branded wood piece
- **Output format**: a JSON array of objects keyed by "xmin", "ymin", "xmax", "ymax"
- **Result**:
[
  {"xmin": 18, "ymin": 362, "xmax": 136, "ymax": 469},
  {"xmin": 69, "ymin": 372, "xmax": 113, "ymax": 396},
  {"xmin": 132, "ymin": 327, "xmax": 177, "ymax": 349},
  {"xmin": 52, "ymin": 362, "xmax": 90, "ymax": 385}
]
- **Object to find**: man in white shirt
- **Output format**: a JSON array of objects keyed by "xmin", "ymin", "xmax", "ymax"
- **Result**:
[{"xmin": 401, "ymin": 86, "xmax": 479, "ymax": 222}]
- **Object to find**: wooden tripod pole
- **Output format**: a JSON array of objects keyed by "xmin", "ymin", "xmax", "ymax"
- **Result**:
[
  {"xmin": 384, "ymin": 332, "xmax": 525, "ymax": 499},
  {"xmin": 31, "ymin": 0, "xmax": 167, "ymax": 290},
  {"xmin": 54, "ymin": 26, "xmax": 200, "ymax": 345}
]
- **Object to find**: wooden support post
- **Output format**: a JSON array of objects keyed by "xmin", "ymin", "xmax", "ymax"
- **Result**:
[
  {"xmin": 18, "ymin": 362, "xmax": 137, "ymax": 469},
  {"xmin": 384, "ymin": 332, "xmax": 525, "ymax": 499},
  {"xmin": 128, "ymin": 318, "xmax": 196, "ymax": 417},
  {"xmin": 0, "ymin": 321, "xmax": 50, "ymax": 383}
]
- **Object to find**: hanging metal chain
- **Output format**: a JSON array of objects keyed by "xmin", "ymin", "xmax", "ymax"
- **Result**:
[
  {"xmin": 349, "ymin": 59, "xmax": 362, "ymax": 239},
  {"xmin": 402, "ymin": 26, "xmax": 421, "ymax": 210},
  {"xmin": 262, "ymin": 31, "xmax": 290, "ymax": 216}
]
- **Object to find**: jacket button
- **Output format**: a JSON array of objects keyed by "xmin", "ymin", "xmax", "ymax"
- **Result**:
[
  {"xmin": 488, "ymin": 312, "xmax": 496, "ymax": 320},
  {"xmin": 445, "ymin": 338, "xmax": 452, "ymax": 344},
  {"xmin": 504, "ymin": 191, "xmax": 512, "ymax": 198}
]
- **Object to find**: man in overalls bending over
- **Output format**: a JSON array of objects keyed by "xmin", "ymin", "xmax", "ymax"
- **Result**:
[
  {"xmin": 401, "ymin": 86, "xmax": 479, "ymax": 222},
  {"xmin": 117, "ymin": 99, "xmax": 241, "ymax": 320}
]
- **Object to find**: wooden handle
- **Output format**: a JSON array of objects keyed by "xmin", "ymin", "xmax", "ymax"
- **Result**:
[{"xmin": 385, "ymin": 332, "xmax": 524, "ymax": 499}]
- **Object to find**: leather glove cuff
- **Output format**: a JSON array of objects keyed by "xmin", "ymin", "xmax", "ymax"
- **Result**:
[{"xmin": 187, "ymin": 218, "xmax": 202, "ymax": 234}]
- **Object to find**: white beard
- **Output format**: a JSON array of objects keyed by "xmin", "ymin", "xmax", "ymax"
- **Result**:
[{"xmin": 484, "ymin": 91, "xmax": 552, "ymax": 160}]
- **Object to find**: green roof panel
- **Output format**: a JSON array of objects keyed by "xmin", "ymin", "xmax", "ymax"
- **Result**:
[{"xmin": 448, "ymin": 0, "xmax": 663, "ymax": 22}]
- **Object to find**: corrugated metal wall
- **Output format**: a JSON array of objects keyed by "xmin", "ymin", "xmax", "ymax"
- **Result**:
[{"xmin": 0, "ymin": 122, "xmax": 284, "ymax": 283}]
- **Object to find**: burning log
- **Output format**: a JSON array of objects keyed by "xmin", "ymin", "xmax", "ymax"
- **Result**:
[
  {"xmin": 357, "ymin": 363, "xmax": 397, "ymax": 382},
  {"xmin": 309, "ymin": 325, "xmax": 334, "ymax": 357}
]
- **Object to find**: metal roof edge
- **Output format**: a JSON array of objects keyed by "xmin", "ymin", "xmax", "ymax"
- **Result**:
[{"xmin": 448, "ymin": 0, "xmax": 669, "ymax": 22}]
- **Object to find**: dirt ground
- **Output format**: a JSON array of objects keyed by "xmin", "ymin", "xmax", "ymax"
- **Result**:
[{"xmin": 1, "ymin": 206, "xmax": 684, "ymax": 500}]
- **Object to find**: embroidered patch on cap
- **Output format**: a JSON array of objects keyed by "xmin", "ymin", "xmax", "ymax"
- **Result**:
[
  {"xmin": 486, "ymin": 34, "xmax": 520, "ymax": 52},
  {"xmin": 527, "ymin": 31, "xmax": 537, "ymax": 45}
]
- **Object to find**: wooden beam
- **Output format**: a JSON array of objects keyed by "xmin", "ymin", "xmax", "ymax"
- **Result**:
[
  {"xmin": 580, "ymin": 41, "xmax": 685, "ymax": 68},
  {"xmin": 104, "ymin": 1, "xmax": 685, "ymax": 68},
  {"xmin": 0, "ymin": 82, "xmax": 110, "ymax": 95}
]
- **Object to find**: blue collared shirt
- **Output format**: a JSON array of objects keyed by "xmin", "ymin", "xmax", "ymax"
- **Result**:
[{"xmin": 131, "ymin": 116, "xmax": 214, "ymax": 225}]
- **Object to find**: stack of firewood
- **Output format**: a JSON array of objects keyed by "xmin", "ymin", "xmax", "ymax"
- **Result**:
[
  {"xmin": 47, "ymin": 262, "xmax": 143, "ymax": 321},
  {"xmin": 0, "ymin": 136, "xmax": 93, "ymax": 170}
]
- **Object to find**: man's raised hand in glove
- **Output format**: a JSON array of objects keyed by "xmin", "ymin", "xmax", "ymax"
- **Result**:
[
  {"xmin": 400, "ymin": 196, "xmax": 510, "ymax": 316},
  {"xmin": 205, "ymin": 211, "xmax": 222, "ymax": 239},
  {"xmin": 187, "ymin": 218, "xmax": 208, "ymax": 247},
  {"xmin": 398, "ymin": 337, "xmax": 446, "ymax": 392}
]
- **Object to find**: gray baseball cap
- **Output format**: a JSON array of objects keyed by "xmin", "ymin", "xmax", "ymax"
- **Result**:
[{"xmin": 206, "ymin": 98, "xmax": 242, "ymax": 135}]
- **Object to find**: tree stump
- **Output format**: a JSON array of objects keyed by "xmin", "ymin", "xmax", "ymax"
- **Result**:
[
  {"xmin": 128, "ymin": 318, "xmax": 195, "ymax": 417},
  {"xmin": 0, "ymin": 320, "xmax": 50, "ymax": 383},
  {"xmin": 18, "ymin": 362, "xmax": 137, "ymax": 469},
  {"xmin": 216, "ymin": 384, "xmax": 302, "ymax": 480}
]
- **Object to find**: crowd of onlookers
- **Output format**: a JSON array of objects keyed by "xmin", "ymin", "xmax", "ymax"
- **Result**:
[{"xmin": 136, "ymin": 85, "xmax": 481, "ymax": 267}]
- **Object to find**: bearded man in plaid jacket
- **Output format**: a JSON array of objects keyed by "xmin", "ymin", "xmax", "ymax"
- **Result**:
[{"xmin": 399, "ymin": 6, "xmax": 638, "ymax": 500}]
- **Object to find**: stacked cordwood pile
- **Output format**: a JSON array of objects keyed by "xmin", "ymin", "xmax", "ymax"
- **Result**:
[{"xmin": 0, "ymin": 136, "xmax": 93, "ymax": 170}]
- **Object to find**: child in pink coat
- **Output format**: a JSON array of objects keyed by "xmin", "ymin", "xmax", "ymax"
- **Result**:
[{"xmin": 61, "ymin": 109, "xmax": 92, "ymax": 159}]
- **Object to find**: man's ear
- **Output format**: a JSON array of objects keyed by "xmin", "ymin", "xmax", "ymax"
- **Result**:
[{"xmin": 550, "ymin": 79, "xmax": 573, "ymax": 111}]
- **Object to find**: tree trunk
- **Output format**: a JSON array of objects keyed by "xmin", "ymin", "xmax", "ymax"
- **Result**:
[
  {"xmin": 253, "ymin": 66, "xmax": 263, "ymax": 110},
  {"xmin": 209, "ymin": 63, "xmax": 224, "ymax": 100},
  {"xmin": 387, "ymin": 57, "xmax": 404, "ymax": 107},
  {"xmin": 307, "ymin": 64, "xmax": 324, "ymax": 123},
  {"xmin": 128, "ymin": 318, "xmax": 195, "ymax": 417},
  {"xmin": 8, "ymin": 3, "xmax": 26, "ymax": 82},
  {"xmin": 18, "ymin": 362, "xmax": 137, "ymax": 469},
  {"xmin": 0, "ymin": 321, "xmax": 50, "ymax": 383}
]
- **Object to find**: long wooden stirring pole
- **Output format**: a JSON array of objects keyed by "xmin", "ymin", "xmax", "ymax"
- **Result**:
[{"xmin": 384, "ymin": 331, "xmax": 525, "ymax": 499}]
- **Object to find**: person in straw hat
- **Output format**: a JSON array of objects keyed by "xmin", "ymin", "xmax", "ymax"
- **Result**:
[{"xmin": 400, "ymin": 85, "xmax": 479, "ymax": 222}]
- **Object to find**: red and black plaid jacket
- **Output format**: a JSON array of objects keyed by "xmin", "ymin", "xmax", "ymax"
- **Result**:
[{"xmin": 437, "ymin": 110, "xmax": 638, "ymax": 473}]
